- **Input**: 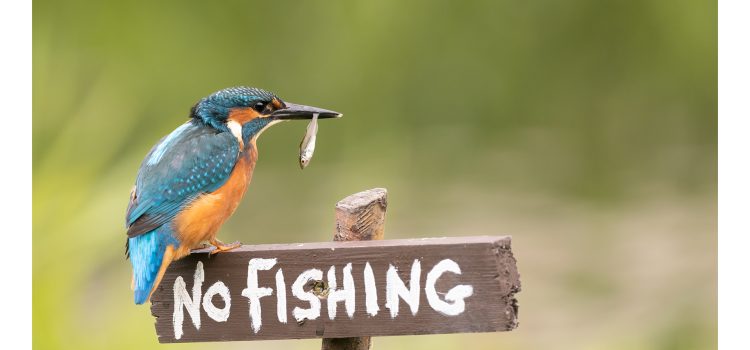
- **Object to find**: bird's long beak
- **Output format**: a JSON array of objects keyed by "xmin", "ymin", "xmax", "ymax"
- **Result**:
[{"xmin": 271, "ymin": 102, "xmax": 342, "ymax": 120}]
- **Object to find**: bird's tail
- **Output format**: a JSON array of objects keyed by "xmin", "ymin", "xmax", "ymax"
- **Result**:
[{"xmin": 128, "ymin": 227, "xmax": 177, "ymax": 304}]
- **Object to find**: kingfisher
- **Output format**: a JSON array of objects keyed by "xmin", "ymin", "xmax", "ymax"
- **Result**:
[{"xmin": 125, "ymin": 86, "xmax": 341, "ymax": 304}]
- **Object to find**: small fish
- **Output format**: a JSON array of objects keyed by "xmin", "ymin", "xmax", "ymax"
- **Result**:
[{"xmin": 299, "ymin": 112, "xmax": 319, "ymax": 169}]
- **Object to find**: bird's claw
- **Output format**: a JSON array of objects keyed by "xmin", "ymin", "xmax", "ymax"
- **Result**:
[{"xmin": 209, "ymin": 240, "xmax": 242, "ymax": 255}]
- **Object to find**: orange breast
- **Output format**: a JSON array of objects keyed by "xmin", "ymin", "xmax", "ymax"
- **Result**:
[{"xmin": 173, "ymin": 146, "xmax": 257, "ymax": 258}]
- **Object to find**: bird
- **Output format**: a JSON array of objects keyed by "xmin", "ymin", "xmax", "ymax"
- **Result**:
[{"xmin": 125, "ymin": 86, "xmax": 341, "ymax": 304}]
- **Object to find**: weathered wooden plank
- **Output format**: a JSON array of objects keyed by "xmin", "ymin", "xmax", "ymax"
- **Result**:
[{"xmin": 150, "ymin": 236, "xmax": 521, "ymax": 343}]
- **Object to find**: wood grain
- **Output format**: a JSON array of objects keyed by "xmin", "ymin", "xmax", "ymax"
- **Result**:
[
  {"xmin": 150, "ymin": 236, "xmax": 521, "ymax": 343},
  {"xmin": 333, "ymin": 188, "xmax": 387, "ymax": 242}
]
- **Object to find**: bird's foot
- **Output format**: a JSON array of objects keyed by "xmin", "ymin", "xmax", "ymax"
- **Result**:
[{"xmin": 209, "ymin": 239, "xmax": 242, "ymax": 255}]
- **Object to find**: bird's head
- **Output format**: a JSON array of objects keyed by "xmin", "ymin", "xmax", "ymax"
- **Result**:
[{"xmin": 190, "ymin": 86, "xmax": 341, "ymax": 146}]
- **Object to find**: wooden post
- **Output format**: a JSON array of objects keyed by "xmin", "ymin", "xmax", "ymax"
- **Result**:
[{"xmin": 322, "ymin": 188, "xmax": 388, "ymax": 350}]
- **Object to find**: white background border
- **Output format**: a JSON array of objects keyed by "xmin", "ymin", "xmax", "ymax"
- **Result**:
[
  {"xmin": 718, "ymin": 1, "xmax": 749, "ymax": 349},
  {"xmin": 0, "ymin": 0, "xmax": 32, "ymax": 348}
]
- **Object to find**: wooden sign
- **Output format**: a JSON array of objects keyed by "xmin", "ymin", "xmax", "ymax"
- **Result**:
[{"xmin": 150, "ymin": 236, "xmax": 520, "ymax": 343}]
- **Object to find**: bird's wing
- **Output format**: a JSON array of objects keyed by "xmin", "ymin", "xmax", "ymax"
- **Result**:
[{"xmin": 125, "ymin": 121, "xmax": 240, "ymax": 238}]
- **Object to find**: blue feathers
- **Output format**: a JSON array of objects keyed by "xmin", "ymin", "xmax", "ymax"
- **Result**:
[
  {"xmin": 242, "ymin": 116, "xmax": 276, "ymax": 143},
  {"xmin": 147, "ymin": 122, "xmax": 192, "ymax": 166},
  {"xmin": 126, "ymin": 120, "xmax": 239, "ymax": 237},
  {"xmin": 128, "ymin": 226, "xmax": 179, "ymax": 304},
  {"xmin": 191, "ymin": 86, "xmax": 278, "ymax": 130}
]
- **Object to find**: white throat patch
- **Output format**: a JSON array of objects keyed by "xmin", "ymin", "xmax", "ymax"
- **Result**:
[{"xmin": 227, "ymin": 120, "xmax": 244, "ymax": 148}]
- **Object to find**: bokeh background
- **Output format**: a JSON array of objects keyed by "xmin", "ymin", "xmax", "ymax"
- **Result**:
[{"xmin": 33, "ymin": 0, "xmax": 716, "ymax": 349}]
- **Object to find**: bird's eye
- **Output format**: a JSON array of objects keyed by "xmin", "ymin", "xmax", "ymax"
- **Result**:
[
  {"xmin": 253, "ymin": 102, "xmax": 266, "ymax": 113},
  {"xmin": 262, "ymin": 103, "xmax": 274, "ymax": 115}
]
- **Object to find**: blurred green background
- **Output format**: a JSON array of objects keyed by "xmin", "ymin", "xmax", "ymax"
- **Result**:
[{"xmin": 33, "ymin": 0, "xmax": 716, "ymax": 349}]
